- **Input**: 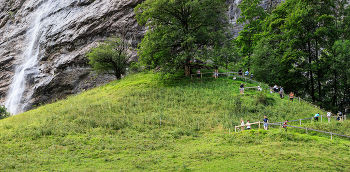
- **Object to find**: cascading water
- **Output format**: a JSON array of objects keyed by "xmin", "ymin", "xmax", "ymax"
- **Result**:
[{"xmin": 5, "ymin": 0, "xmax": 55, "ymax": 115}]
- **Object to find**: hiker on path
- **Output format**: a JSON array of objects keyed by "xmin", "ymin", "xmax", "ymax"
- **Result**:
[
  {"xmin": 263, "ymin": 116, "xmax": 268, "ymax": 130},
  {"xmin": 240, "ymin": 118, "xmax": 245, "ymax": 131},
  {"xmin": 257, "ymin": 85, "xmax": 262, "ymax": 91},
  {"xmin": 337, "ymin": 111, "xmax": 343, "ymax": 121},
  {"xmin": 239, "ymin": 83, "xmax": 246, "ymax": 94},
  {"xmin": 279, "ymin": 87, "xmax": 284, "ymax": 99},
  {"xmin": 238, "ymin": 69, "xmax": 243, "ymax": 77},
  {"xmin": 289, "ymin": 92, "xmax": 294, "ymax": 101},
  {"xmin": 314, "ymin": 113, "xmax": 319, "ymax": 122},
  {"xmin": 282, "ymin": 120, "xmax": 288, "ymax": 131},
  {"xmin": 273, "ymin": 85, "xmax": 278, "ymax": 92},
  {"xmin": 246, "ymin": 120, "xmax": 251, "ymax": 130},
  {"xmin": 327, "ymin": 111, "xmax": 332, "ymax": 122},
  {"xmin": 245, "ymin": 70, "xmax": 249, "ymax": 77},
  {"xmin": 196, "ymin": 69, "xmax": 201, "ymax": 79}
]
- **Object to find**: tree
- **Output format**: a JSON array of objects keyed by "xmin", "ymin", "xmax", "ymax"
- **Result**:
[
  {"xmin": 87, "ymin": 36, "xmax": 129, "ymax": 79},
  {"xmin": 0, "ymin": 106, "xmax": 10, "ymax": 119},
  {"xmin": 135, "ymin": 0, "xmax": 230, "ymax": 75},
  {"xmin": 236, "ymin": 0, "xmax": 267, "ymax": 67}
]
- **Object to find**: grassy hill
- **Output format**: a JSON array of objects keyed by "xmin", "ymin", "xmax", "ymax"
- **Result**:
[{"xmin": 0, "ymin": 71, "xmax": 349, "ymax": 171}]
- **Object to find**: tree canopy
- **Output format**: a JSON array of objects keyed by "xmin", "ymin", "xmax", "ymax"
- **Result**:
[
  {"xmin": 86, "ymin": 36, "xmax": 129, "ymax": 79},
  {"xmin": 238, "ymin": 0, "xmax": 350, "ymax": 112},
  {"xmin": 135, "ymin": 0, "xmax": 230, "ymax": 75}
]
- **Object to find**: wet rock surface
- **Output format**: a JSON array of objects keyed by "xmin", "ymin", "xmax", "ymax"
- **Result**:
[
  {"xmin": 0, "ymin": 0, "xmax": 282, "ymax": 112},
  {"xmin": 0, "ymin": 0, "xmax": 144, "ymax": 110}
]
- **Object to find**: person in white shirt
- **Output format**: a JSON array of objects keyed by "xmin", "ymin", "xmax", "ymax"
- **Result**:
[
  {"xmin": 240, "ymin": 118, "xmax": 245, "ymax": 131},
  {"xmin": 246, "ymin": 120, "xmax": 251, "ymax": 130},
  {"xmin": 327, "ymin": 111, "xmax": 332, "ymax": 122}
]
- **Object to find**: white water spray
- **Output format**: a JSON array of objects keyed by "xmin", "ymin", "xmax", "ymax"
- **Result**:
[{"xmin": 5, "ymin": 0, "xmax": 55, "ymax": 115}]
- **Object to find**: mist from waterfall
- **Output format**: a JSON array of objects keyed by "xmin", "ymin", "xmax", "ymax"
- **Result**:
[{"xmin": 5, "ymin": 0, "xmax": 54, "ymax": 115}]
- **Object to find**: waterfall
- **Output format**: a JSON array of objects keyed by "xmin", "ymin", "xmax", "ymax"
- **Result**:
[{"xmin": 5, "ymin": 0, "xmax": 55, "ymax": 115}]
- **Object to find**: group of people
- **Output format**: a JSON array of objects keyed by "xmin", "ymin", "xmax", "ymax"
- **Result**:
[
  {"xmin": 324, "ymin": 111, "xmax": 344, "ymax": 122},
  {"xmin": 240, "ymin": 116, "xmax": 270, "ymax": 131},
  {"xmin": 195, "ymin": 69, "xmax": 220, "ymax": 79},
  {"xmin": 238, "ymin": 68, "xmax": 253, "ymax": 78},
  {"xmin": 270, "ymin": 84, "xmax": 295, "ymax": 101}
]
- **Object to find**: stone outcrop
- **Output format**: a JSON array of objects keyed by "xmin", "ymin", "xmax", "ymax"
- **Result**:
[
  {"xmin": 0, "ymin": 0, "xmax": 145, "ymax": 111},
  {"xmin": 0, "ymin": 0, "xmax": 282, "ymax": 113}
]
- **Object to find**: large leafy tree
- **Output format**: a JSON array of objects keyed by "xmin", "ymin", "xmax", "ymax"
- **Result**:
[
  {"xmin": 86, "ymin": 36, "xmax": 129, "ymax": 79},
  {"xmin": 236, "ymin": 0, "xmax": 267, "ymax": 67},
  {"xmin": 135, "ymin": 0, "xmax": 229, "ymax": 75},
  {"xmin": 251, "ymin": 0, "xmax": 350, "ymax": 112}
]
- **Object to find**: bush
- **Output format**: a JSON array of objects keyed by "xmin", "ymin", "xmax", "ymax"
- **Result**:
[{"xmin": 0, "ymin": 106, "xmax": 11, "ymax": 119}]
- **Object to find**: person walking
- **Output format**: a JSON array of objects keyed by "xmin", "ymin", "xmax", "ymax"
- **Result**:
[
  {"xmin": 327, "ymin": 111, "xmax": 332, "ymax": 122},
  {"xmin": 238, "ymin": 69, "xmax": 243, "ymax": 77},
  {"xmin": 245, "ymin": 70, "xmax": 249, "ymax": 77},
  {"xmin": 282, "ymin": 120, "xmax": 288, "ymax": 131},
  {"xmin": 337, "ymin": 111, "xmax": 343, "ymax": 121},
  {"xmin": 279, "ymin": 87, "xmax": 284, "ymax": 99},
  {"xmin": 314, "ymin": 113, "xmax": 319, "ymax": 122},
  {"xmin": 273, "ymin": 85, "xmax": 278, "ymax": 92},
  {"xmin": 289, "ymin": 92, "xmax": 294, "ymax": 101},
  {"xmin": 240, "ymin": 118, "xmax": 245, "ymax": 131},
  {"xmin": 263, "ymin": 116, "xmax": 268, "ymax": 130},
  {"xmin": 196, "ymin": 69, "xmax": 201, "ymax": 79},
  {"xmin": 246, "ymin": 120, "xmax": 251, "ymax": 130},
  {"xmin": 239, "ymin": 83, "xmax": 246, "ymax": 94}
]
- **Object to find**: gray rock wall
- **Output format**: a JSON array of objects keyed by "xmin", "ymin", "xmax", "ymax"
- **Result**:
[
  {"xmin": 0, "ymin": 0, "xmax": 282, "ymax": 112},
  {"xmin": 0, "ymin": 0, "xmax": 144, "ymax": 111}
]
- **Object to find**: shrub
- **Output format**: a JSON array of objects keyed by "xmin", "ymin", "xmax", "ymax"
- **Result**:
[{"xmin": 0, "ymin": 106, "xmax": 11, "ymax": 119}]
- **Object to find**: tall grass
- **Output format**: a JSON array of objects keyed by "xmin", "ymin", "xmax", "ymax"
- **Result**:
[{"xmin": 0, "ymin": 71, "xmax": 349, "ymax": 171}]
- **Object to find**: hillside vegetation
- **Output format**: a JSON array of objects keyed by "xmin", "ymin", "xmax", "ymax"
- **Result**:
[{"xmin": 0, "ymin": 71, "xmax": 349, "ymax": 171}]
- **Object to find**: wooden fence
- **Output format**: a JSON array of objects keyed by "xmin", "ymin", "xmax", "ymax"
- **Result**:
[
  {"xmin": 234, "ymin": 115, "xmax": 348, "ymax": 140},
  {"xmin": 267, "ymin": 122, "xmax": 350, "ymax": 140},
  {"xmin": 234, "ymin": 121, "xmax": 261, "ymax": 132}
]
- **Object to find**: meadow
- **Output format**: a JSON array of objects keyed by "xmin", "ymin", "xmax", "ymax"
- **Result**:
[{"xmin": 0, "ymin": 71, "xmax": 349, "ymax": 171}]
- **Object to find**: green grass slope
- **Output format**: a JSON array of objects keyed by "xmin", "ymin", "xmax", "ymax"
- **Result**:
[{"xmin": 0, "ymin": 71, "xmax": 349, "ymax": 171}]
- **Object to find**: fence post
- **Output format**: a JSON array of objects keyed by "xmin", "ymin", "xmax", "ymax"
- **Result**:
[
  {"xmin": 331, "ymin": 133, "xmax": 333, "ymax": 140},
  {"xmin": 306, "ymin": 128, "xmax": 308, "ymax": 135},
  {"xmin": 299, "ymin": 97, "xmax": 300, "ymax": 103},
  {"xmin": 345, "ymin": 115, "xmax": 347, "ymax": 121},
  {"xmin": 201, "ymin": 73, "xmax": 202, "ymax": 78},
  {"xmin": 300, "ymin": 119, "xmax": 301, "ymax": 125}
]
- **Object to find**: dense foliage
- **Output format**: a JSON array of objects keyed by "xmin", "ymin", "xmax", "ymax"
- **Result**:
[
  {"xmin": 237, "ymin": 0, "xmax": 350, "ymax": 112},
  {"xmin": 135, "ymin": 0, "xmax": 231, "ymax": 75},
  {"xmin": 0, "ymin": 105, "xmax": 10, "ymax": 119},
  {"xmin": 86, "ymin": 36, "xmax": 129, "ymax": 79}
]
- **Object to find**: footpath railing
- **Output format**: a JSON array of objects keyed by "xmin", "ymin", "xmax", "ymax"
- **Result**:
[
  {"xmin": 267, "ymin": 122, "xmax": 350, "ymax": 140},
  {"xmin": 234, "ymin": 115, "xmax": 348, "ymax": 140}
]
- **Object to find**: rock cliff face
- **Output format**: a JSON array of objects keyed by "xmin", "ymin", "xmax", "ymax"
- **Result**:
[
  {"xmin": 0, "ymin": 0, "xmax": 282, "ymax": 114},
  {"xmin": 0, "ymin": 0, "xmax": 145, "ymax": 113}
]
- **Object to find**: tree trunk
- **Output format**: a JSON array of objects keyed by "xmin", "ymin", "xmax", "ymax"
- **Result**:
[{"xmin": 185, "ymin": 64, "xmax": 191, "ymax": 76}]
